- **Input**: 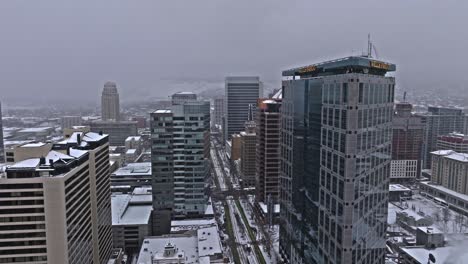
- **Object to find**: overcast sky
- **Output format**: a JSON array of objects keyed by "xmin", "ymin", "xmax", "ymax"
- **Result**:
[{"xmin": 0, "ymin": 0, "xmax": 467, "ymax": 105}]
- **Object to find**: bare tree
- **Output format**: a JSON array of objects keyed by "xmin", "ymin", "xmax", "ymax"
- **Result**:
[
  {"xmin": 455, "ymin": 213, "xmax": 466, "ymax": 233},
  {"xmin": 433, "ymin": 210, "xmax": 442, "ymax": 223},
  {"xmin": 442, "ymin": 207, "xmax": 451, "ymax": 232}
]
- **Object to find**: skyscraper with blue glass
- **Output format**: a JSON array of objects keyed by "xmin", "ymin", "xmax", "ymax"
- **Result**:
[{"xmin": 279, "ymin": 56, "xmax": 395, "ymax": 264}]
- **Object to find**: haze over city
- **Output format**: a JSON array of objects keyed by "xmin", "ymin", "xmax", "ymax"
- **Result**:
[
  {"xmin": 2, "ymin": 1, "xmax": 468, "ymax": 264},
  {"xmin": 1, "ymin": 0, "xmax": 467, "ymax": 106}
]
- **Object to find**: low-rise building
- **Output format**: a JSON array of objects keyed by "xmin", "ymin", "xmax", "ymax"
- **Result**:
[
  {"xmin": 137, "ymin": 226, "xmax": 224, "ymax": 264},
  {"xmin": 61, "ymin": 116, "xmax": 82, "ymax": 130},
  {"xmin": 389, "ymin": 184, "xmax": 412, "ymax": 202},
  {"xmin": 112, "ymin": 187, "xmax": 152, "ymax": 254},
  {"xmin": 16, "ymin": 127, "xmax": 54, "ymax": 141},
  {"xmin": 125, "ymin": 149, "xmax": 138, "ymax": 163},
  {"xmin": 87, "ymin": 120, "xmax": 138, "ymax": 146},
  {"xmin": 125, "ymin": 136, "xmax": 142, "ymax": 151},
  {"xmin": 111, "ymin": 162, "xmax": 152, "ymax": 191},
  {"xmin": 4, "ymin": 141, "xmax": 52, "ymax": 164},
  {"xmin": 63, "ymin": 125, "xmax": 90, "ymax": 138}
]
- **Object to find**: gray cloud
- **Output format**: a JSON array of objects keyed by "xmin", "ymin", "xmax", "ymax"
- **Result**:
[{"xmin": 0, "ymin": 0, "xmax": 467, "ymax": 105}]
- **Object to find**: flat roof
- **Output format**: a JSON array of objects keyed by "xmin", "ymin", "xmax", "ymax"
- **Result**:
[
  {"xmin": 21, "ymin": 142, "xmax": 47, "ymax": 148},
  {"xmin": 389, "ymin": 184, "xmax": 411, "ymax": 192},
  {"xmin": 197, "ymin": 226, "xmax": 223, "ymax": 257},
  {"xmin": 111, "ymin": 193, "xmax": 152, "ymax": 226},
  {"xmin": 111, "ymin": 162, "xmax": 151, "ymax": 177},
  {"xmin": 431, "ymin": 150, "xmax": 468, "ymax": 162},
  {"xmin": 153, "ymin": 109, "xmax": 172, "ymax": 114},
  {"xmin": 138, "ymin": 233, "xmax": 198, "ymax": 264},
  {"xmin": 400, "ymin": 244, "xmax": 468, "ymax": 263},
  {"xmin": 137, "ymin": 227, "xmax": 223, "ymax": 264},
  {"xmin": 18, "ymin": 127, "xmax": 52, "ymax": 133},
  {"xmin": 282, "ymin": 56, "xmax": 396, "ymax": 77},
  {"xmin": 126, "ymin": 149, "xmax": 137, "ymax": 154},
  {"xmin": 421, "ymin": 181, "xmax": 468, "ymax": 202},
  {"xmin": 125, "ymin": 136, "xmax": 141, "ymax": 141}
]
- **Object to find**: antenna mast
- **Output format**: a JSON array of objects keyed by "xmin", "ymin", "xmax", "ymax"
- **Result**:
[{"xmin": 368, "ymin": 34, "xmax": 373, "ymax": 58}]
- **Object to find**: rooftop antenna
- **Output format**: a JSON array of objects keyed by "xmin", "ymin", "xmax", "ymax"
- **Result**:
[{"xmin": 367, "ymin": 34, "xmax": 372, "ymax": 58}]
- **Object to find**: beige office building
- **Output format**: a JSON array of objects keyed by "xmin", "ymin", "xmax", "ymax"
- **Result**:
[
  {"xmin": 101, "ymin": 81, "xmax": 120, "ymax": 121},
  {"xmin": 0, "ymin": 132, "xmax": 112, "ymax": 264},
  {"xmin": 431, "ymin": 150, "xmax": 468, "ymax": 195}
]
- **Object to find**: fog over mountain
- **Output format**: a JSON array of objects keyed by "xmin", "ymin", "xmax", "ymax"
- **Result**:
[{"xmin": 0, "ymin": 0, "xmax": 467, "ymax": 106}]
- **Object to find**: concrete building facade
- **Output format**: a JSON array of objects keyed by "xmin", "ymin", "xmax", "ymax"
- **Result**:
[
  {"xmin": 390, "ymin": 102, "xmax": 425, "ymax": 182},
  {"xmin": 419, "ymin": 107, "xmax": 466, "ymax": 169},
  {"xmin": 0, "ymin": 132, "xmax": 112, "ymax": 264},
  {"xmin": 111, "ymin": 187, "xmax": 152, "ymax": 254},
  {"xmin": 437, "ymin": 132, "xmax": 468, "ymax": 154},
  {"xmin": 256, "ymin": 98, "xmax": 281, "ymax": 203},
  {"xmin": 279, "ymin": 56, "xmax": 395, "ymax": 264},
  {"xmin": 213, "ymin": 97, "xmax": 225, "ymax": 129},
  {"xmin": 171, "ymin": 92, "xmax": 197, "ymax": 105},
  {"xmin": 101, "ymin": 81, "xmax": 120, "ymax": 121},
  {"xmin": 225, "ymin": 76, "xmax": 262, "ymax": 141},
  {"xmin": 88, "ymin": 120, "xmax": 138, "ymax": 146},
  {"xmin": 240, "ymin": 121, "xmax": 256, "ymax": 188},
  {"xmin": 431, "ymin": 150, "xmax": 468, "ymax": 195},
  {"xmin": 61, "ymin": 116, "xmax": 82, "ymax": 130}
]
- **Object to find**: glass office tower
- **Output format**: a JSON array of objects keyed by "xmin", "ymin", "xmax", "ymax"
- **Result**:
[{"xmin": 279, "ymin": 56, "xmax": 395, "ymax": 264}]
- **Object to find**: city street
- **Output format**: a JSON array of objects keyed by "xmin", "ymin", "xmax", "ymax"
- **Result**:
[{"xmin": 211, "ymin": 135, "xmax": 264, "ymax": 264}]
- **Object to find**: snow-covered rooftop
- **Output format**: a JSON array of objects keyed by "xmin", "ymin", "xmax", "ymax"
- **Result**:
[
  {"xmin": 197, "ymin": 226, "xmax": 223, "ymax": 257},
  {"xmin": 111, "ymin": 191, "xmax": 152, "ymax": 226},
  {"xmin": 125, "ymin": 136, "xmax": 141, "ymax": 142},
  {"xmin": 154, "ymin": 109, "xmax": 171, "ymax": 114},
  {"xmin": 21, "ymin": 142, "xmax": 47, "ymax": 148},
  {"xmin": 390, "ymin": 184, "xmax": 411, "ymax": 192},
  {"xmin": 137, "ymin": 227, "xmax": 223, "ymax": 264},
  {"xmin": 18, "ymin": 127, "xmax": 52, "ymax": 133},
  {"xmin": 126, "ymin": 149, "xmax": 137, "ymax": 155},
  {"xmin": 9, "ymin": 158, "xmax": 40, "ymax": 169},
  {"xmin": 111, "ymin": 162, "xmax": 151, "ymax": 177},
  {"xmin": 421, "ymin": 181, "xmax": 468, "ymax": 202},
  {"xmin": 400, "ymin": 241, "xmax": 468, "ymax": 264}
]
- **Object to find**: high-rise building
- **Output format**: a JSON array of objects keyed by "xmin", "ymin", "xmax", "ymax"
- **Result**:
[
  {"xmin": 101, "ymin": 81, "xmax": 120, "ymax": 121},
  {"xmin": 437, "ymin": 132, "xmax": 468, "ymax": 153},
  {"xmin": 225, "ymin": 76, "xmax": 262, "ymax": 141},
  {"xmin": 150, "ymin": 101, "xmax": 210, "ymax": 235},
  {"xmin": 171, "ymin": 92, "xmax": 197, "ymax": 105},
  {"xmin": 88, "ymin": 120, "xmax": 138, "ymax": 146},
  {"xmin": 0, "ymin": 132, "xmax": 112, "ymax": 264},
  {"xmin": 256, "ymin": 98, "xmax": 281, "ymax": 203},
  {"xmin": 61, "ymin": 115, "xmax": 83, "ymax": 130},
  {"xmin": 0, "ymin": 102, "xmax": 4, "ymax": 163},
  {"xmin": 279, "ymin": 56, "xmax": 395, "ymax": 264},
  {"xmin": 391, "ymin": 102, "xmax": 425, "ymax": 182},
  {"xmin": 418, "ymin": 107, "xmax": 466, "ymax": 169},
  {"xmin": 213, "ymin": 97, "xmax": 225, "ymax": 129},
  {"xmin": 240, "ymin": 120, "xmax": 256, "ymax": 188},
  {"xmin": 430, "ymin": 150, "xmax": 468, "ymax": 195}
]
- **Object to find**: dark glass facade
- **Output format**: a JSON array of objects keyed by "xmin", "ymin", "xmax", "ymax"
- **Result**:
[{"xmin": 280, "ymin": 72, "xmax": 394, "ymax": 264}]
